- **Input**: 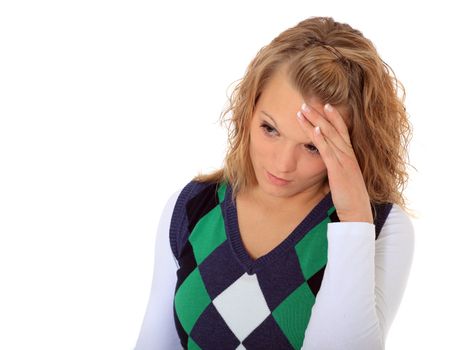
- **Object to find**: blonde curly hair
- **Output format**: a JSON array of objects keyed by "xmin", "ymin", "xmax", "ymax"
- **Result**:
[{"xmin": 193, "ymin": 16, "xmax": 415, "ymax": 218}]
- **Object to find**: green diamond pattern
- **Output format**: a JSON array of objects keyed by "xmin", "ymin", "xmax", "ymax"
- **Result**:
[
  {"xmin": 272, "ymin": 283, "xmax": 315, "ymax": 349},
  {"xmin": 189, "ymin": 205, "xmax": 227, "ymax": 265},
  {"xmin": 188, "ymin": 337, "xmax": 202, "ymax": 350},
  {"xmin": 295, "ymin": 217, "xmax": 329, "ymax": 280},
  {"xmin": 174, "ymin": 268, "xmax": 211, "ymax": 334}
]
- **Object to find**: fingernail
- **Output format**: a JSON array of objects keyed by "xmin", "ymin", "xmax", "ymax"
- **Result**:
[
  {"xmin": 301, "ymin": 103, "xmax": 310, "ymax": 112},
  {"xmin": 315, "ymin": 126, "xmax": 321, "ymax": 134},
  {"xmin": 296, "ymin": 111, "xmax": 304, "ymax": 120},
  {"xmin": 325, "ymin": 103, "xmax": 333, "ymax": 112}
]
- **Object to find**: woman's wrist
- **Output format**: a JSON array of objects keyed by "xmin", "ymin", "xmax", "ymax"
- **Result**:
[{"xmin": 340, "ymin": 214, "xmax": 374, "ymax": 224}]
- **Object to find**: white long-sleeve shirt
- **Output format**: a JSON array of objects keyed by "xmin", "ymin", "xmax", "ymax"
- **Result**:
[{"xmin": 135, "ymin": 189, "xmax": 415, "ymax": 350}]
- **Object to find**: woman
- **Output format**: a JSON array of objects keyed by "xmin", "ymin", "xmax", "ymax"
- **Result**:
[{"xmin": 135, "ymin": 16, "xmax": 415, "ymax": 350}]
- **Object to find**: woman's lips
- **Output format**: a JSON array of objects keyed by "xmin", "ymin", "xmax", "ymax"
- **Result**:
[{"xmin": 266, "ymin": 170, "xmax": 292, "ymax": 185}]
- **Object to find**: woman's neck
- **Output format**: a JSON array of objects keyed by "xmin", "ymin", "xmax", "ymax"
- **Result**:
[{"xmin": 239, "ymin": 181, "xmax": 329, "ymax": 215}]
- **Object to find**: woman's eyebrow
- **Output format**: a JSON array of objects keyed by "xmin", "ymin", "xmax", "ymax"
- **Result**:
[
  {"xmin": 261, "ymin": 111, "xmax": 279, "ymax": 128},
  {"xmin": 260, "ymin": 110, "xmax": 314, "ymax": 144}
]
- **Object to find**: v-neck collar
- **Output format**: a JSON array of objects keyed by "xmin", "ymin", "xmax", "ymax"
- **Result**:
[{"xmin": 222, "ymin": 183, "xmax": 334, "ymax": 275}]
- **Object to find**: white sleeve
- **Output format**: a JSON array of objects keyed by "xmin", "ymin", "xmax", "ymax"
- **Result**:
[
  {"xmin": 134, "ymin": 190, "xmax": 182, "ymax": 350},
  {"xmin": 302, "ymin": 204, "xmax": 415, "ymax": 350}
]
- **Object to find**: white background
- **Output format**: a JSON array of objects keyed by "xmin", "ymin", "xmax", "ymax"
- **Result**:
[{"xmin": 0, "ymin": 0, "xmax": 459, "ymax": 349}]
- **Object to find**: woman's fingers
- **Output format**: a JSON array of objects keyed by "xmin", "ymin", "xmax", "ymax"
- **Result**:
[
  {"xmin": 322, "ymin": 104, "xmax": 353, "ymax": 147},
  {"xmin": 300, "ymin": 102, "xmax": 353, "ymax": 157},
  {"xmin": 296, "ymin": 109, "xmax": 340, "ymax": 168}
]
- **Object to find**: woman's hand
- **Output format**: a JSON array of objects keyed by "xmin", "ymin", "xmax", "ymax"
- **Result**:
[{"xmin": 296, "ymin": 102, "xmax": 373, "ymax": 224}]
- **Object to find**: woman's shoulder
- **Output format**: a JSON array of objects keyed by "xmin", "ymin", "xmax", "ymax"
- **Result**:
[
  {"xmin": 178, "ymin": 178, "xmax": 223, "ymax": 195},
  {"xmin": 172, "ymin": 178, "xmax": 227, "ymax": 206},
  {"xmin": 168, "ymin": 178, "xmax": 226, "ymax": 260},
  {"xmin": 168, "ymin": 178, "xmax": 227, "ymax": 226},
  {"xmin": 377, "ymin": 203, "xmax": 415, "ymax": 245},
  {"xmin": 383, "ymin": 204, "xmax": 414, "ymax": 229},
  {"xmin": 370, "ymin": 200, "xmax": 413, "ymax": 238}
]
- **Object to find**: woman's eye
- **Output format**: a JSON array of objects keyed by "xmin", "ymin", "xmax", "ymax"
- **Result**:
[
  {"xmin": 260, "ymin": 123, "xmax": 277, "ymax": 136},
  {"xmin": 260, "ymin": 122, "xmax": 319, "ymax": 155},
  {"xmin": 305, "ymin": 144, "xmax": 320, "ymax": 155}
]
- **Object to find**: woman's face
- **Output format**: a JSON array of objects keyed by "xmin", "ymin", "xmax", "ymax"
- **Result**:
[{"xmin": 248, "ymin": 68, "xmax": 332, "ymax": 202}]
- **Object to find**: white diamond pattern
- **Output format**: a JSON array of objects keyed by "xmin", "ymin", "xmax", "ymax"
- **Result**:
[{"xmin": 212, "ymin": 272, "xmax": 271, "ymax": 342}]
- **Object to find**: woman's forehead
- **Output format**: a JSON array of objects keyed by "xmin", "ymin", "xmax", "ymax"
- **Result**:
[
  {"xmin": 256, "ymin": 88, "xmax": 351, "ymax": 130},
  {"xmin": 263, "ymin": 68, "xmax": 350, "ymax": 117}
]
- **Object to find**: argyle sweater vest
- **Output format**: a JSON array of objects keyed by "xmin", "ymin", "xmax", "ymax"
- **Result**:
[{"xmin": 169, "ymin": 180, "xmax": 393, "ymax": 350}]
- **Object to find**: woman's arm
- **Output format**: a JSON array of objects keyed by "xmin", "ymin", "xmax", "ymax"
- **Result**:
[
  {"xmin": 134, "ymin": 190, "xmax": 182, "ymax": 350},
  {"xmin": 302, "ymin": 204, "xmax": 415, "ymax": 350}
]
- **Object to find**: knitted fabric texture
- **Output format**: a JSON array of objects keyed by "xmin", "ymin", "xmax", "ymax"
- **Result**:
[{"xmin": 169, "ymin": 180, "xmax": 392, "ymax": 350}]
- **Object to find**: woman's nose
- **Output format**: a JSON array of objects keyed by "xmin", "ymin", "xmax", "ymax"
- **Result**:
[{"xmin": 276, "ymin": 145, "xmax": 297, "ymax": 173}]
